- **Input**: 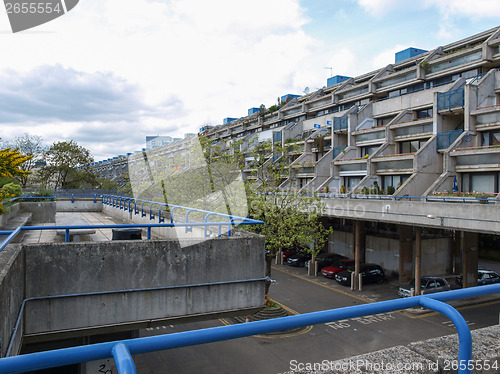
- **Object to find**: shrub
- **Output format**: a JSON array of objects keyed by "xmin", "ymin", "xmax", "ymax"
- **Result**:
[
  {"xmin": 387, "ymin": 185, "xmax": 396, "ymax": 195},
  {"xmin": 1, "ymin": 182, "xmax": 22, "ymax": 198}
]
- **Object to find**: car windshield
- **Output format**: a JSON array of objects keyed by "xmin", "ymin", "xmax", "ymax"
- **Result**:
[{"xmin": 330, "ymin": 260, "xmax": 343, "ymax": 268}]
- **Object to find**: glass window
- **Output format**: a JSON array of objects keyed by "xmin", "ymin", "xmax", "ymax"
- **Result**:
[
  {"xmin": 482, "ymin": 132, "xmax": 491, "ymax": 146},
  {"xmin": 480, "ymin": 131, "xmax": 500, "ymax": 146},
  {"xmin": 493, "ymin": 132, "xmax": 500, "ymax": 146},
  {"xmin": 471, "ymin": 174, "xmax": 495, "ymax": 193},
  {"xmin": 462, "ymin": 173, "xmax": 470, "ymax": 193},
  {"xmin": 346, "ymin": 176, "xmax": 362, "ymax": 191},
  {"xmin": 417, "ymin": 108, "xmax": 433, "ymax": 119}
]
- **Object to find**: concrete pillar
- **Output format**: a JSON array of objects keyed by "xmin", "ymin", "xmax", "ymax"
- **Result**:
[
  {"xmin": 353, "ymin": 221, "xmax": 366, "ymax": 290},
  {"xmin": 461, "ymin": 231, "xmax": 479, "ymax": 288},
  {"xmin": 452, "ymin": 231, "xmax": 462, "ymax": 274},
  {"xmin": 415, "ymin": 227, "xmax": 422, "ymax": 295},
  {"xmin": 398, "ymin": 225, "xmax": 413, "ymax": 283}
]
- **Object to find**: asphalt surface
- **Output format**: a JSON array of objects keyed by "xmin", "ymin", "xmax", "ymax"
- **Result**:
[{"xmin": 134, "ymin": 263, "xmax": 500, "ymax": 374}]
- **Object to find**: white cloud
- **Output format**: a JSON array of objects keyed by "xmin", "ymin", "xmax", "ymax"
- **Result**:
[
  {"xmin": 422, "ymin": 0, "xmax": 500, "ymax": 18},
  {"xmin": 356, "ymin": 0, "xmax": 407, "ymax": 16},
  {"xmin": 0, "ymin": 0, "xmax": 316, "ymax": 159},
  {"xmin": 372, "ymin": 44, "xmax": 408, "ymax": 69}
]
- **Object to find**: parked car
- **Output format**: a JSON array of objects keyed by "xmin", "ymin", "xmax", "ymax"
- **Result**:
[
  {"xmin": 334, "ymin": 263, "xmax": 385, "ymax": 286},
  {"xmin": 282, "ymin": 248, "xmax": 297, "ymax": 262},
  {"xmin": 398, "ymin": 276, "xmax": 451, "ymax": 297},
  {"xmin": 455, "ymin": 269, "xmax": 500, "ymax": 287},
  {"xmin": 305, "ymin": 253, "xmax": 347, "ymax": 272},
  {"xmin": 287, "ymin": 252, "xmax": 312, "ymax": 267},
  {"xmin": 321, "ymin": 259, "xmax": 355, "ymax": 279}
]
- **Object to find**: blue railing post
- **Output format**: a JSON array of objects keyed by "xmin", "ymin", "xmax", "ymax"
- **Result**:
[
  {"xmin": 419, "ymin": 297, "xmax": 472, "ymax": 374},
  {"xmin": 112, "ymin": 343, "xmax": 137, "ymax": 374}
]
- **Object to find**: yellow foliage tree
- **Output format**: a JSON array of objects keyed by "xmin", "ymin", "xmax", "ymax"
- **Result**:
[
  {"xmin": 0, "ymin": 148, "xmax": 32, "ymax": 179},
  {"xmin": 0, "ymin": 148, "xmax": 33, "ymax": 213}
]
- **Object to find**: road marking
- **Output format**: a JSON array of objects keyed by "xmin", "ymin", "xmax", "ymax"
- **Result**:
[
  {"xmin": 219, "ymin": 298, "xmax": 313, "ymax": 339},
  {"xmin": 442, "ymin": 320, "xmax": 475, "ymax": 328},
  {"xmin": 325, "ymin": 313, "xmax": 396, "ymax": 330}
]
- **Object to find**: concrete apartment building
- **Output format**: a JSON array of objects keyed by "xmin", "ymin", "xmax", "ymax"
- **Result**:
[
  {"xmin": 202, "ymin": 26, "xmax": 500, "ymax": 198},
  {"xmin": 87, "ymin": 26, "xmax": 500, "ymax": 282}
]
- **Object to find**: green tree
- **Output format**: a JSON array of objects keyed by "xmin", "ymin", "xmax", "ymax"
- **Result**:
[
  {"xmin": 37, "ymin": 140, "xmax": 95, "ymax": 189},
  {"xmin": 2, "ymin": 134, "xmax": 47, "ymax": 187},
  {"xmin": 239, "ymin": 138, "xmax": 332, "ymax": 292}
]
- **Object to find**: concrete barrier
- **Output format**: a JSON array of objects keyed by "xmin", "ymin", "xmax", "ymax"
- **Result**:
[
  {"xmin": 0, "ymin": 245, "xmax": 25, "ymax": 357},
  {"xmin": 22, "ymin": 233, "xmax": 265, "ymax": 338},
  {"xmin": 56, "ymin": 200, "xmax": 103, "ymax": 212},
  {"xmin": 19, "ymin": 202, "xmax": 56, "ymax": 223}
]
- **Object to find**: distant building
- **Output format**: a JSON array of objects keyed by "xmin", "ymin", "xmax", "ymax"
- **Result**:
[{"xmin": 146, "ymin": 136, "xmax": 173, "ymax": 150}]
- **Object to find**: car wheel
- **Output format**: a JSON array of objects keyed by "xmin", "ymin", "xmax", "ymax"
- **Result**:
[{"xmin": 376, "ymin": 277, "xmax": 384, "ymax": 284}]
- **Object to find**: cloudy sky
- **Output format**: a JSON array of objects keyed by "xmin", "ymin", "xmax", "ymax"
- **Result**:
[{"xmin": 0, "ymin": 0, "xmax": 499, "ymax": 161}]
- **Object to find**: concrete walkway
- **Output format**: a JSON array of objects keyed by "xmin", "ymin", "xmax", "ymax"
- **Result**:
[{"xmin": 21, "ymin": 212, "xmax": 127, "ymax": 244}]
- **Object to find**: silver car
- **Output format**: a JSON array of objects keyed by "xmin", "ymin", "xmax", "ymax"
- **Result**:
[{"xmin": 398, "ymin": 276, "xmax": 451, "ymax": 297}]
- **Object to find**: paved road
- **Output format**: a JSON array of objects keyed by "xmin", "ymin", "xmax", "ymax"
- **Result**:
[{"xmin": 134, "ymin": 265, "xmax": 500, "ymax": 374}]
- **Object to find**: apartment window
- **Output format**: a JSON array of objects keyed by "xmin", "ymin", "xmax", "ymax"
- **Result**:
[
  {"xmin": 382, "ymin": 175, "xmax": 409, "ymax": 189},
  {"xmin": 345, "ymin": 176, "xmax": 362, "ymax": 191},
  {"xmin": 416, "ymin": 108, "xmax": 433, "ymax": 119},
  {"xmin": 399, "ymin": 139, "xmax": 427, "ymax": 154},
  {"xmin": 462, "ymin": 172, "xmax": 499, "ymax": 193},
  {"xmin": 361, "ymin": 146, "xmax": 379, "ymax": 157},
  {"xmin": 377, "ymin": 116, "xmax": 394, "ymax": 127},
  {"xmin": 481, "ymin": 130, "xmax": 500, "ymax": 146}
]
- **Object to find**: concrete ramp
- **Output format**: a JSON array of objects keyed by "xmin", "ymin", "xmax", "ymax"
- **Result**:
[{"xmin": 2, "ymin": 233, "xmax": 264, "ymax": 354}]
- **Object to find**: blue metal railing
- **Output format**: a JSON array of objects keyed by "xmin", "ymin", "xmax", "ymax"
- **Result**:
[
  {"xmin": 333, "ymin": 116, "xmax": 348, "ymax": 131},
  {"xmin": 315, "ymin": 192, "xmax": 500, "ymax": 204},
  {"xmin": 0, "ymin": 194, "xmax": 264, "ymax": 252},
  {"xmin": 437, "ymin": 87, "xmax": 464, "ymax": 111},
  {"xmin": 4, "ymin": 276, "xmax": 269, "ymax": 359},
  {"xmin": 332, "ymin": 145, "xmax": 347, "ymax": 159},
  {"xmin": 437, "ymin": 129, "xmax": 464, "ymax": 150},
  {"xmin": 0, "ymin": 284, "xmax": 498, "ymax": 374}
]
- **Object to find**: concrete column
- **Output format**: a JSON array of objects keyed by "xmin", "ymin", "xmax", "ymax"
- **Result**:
[
  {"xmin": 353, "ymin": 221, "xmax": 366, "ymax": 290},
  {"xmin": 398, "ymin": 225, "xmax": 413, "ymax": 283},
  {"xmin": 452, "ymin": 231, "xmax": 461, "ymax": 274},
  {"xmin": 415, "ymin": 227, "xmax": 422, "ymax": 295},
  {"xmin": 461, "ymin": 231, "xmax": 479, "ymax": 288}
]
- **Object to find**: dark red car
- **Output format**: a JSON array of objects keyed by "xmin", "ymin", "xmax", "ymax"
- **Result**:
[{"xmin": 321, "ymin": 259, "xmax": 354, "ymax": 279}]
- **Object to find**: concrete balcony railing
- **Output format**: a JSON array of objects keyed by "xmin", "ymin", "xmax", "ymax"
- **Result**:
[{"xmin": 451, "ymin": 145, "xmax": 500, "ymax": 172}]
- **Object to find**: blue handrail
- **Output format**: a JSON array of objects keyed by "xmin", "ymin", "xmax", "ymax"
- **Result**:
[{"xmin": 0, "ymin": 284, "xmax": 498, "ymax": 374}]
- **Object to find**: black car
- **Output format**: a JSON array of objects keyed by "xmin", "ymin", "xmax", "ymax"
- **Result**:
[
  {"xmin": 287, "ymin": 252, "xmax": 312, "ymax": 267},
  {"xmin": 455, "ymin": 269, "xmax": 500, "ymax": 287},
  {"xmin": 305, "ymin": 253, "xmax": 347, "ymax": 272},
  {"xmin": 334, "ymin": 263, "xmax": 384, "ymax": 286}
]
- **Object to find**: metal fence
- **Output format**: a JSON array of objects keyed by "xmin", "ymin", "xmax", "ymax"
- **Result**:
[
  {"xmin": 0, "ymin": 284, "xmax": 498, "ymax": 374},
  {"xmin": 437, "ymin": 129, "xmax": 464, "ymax": 150},
  {"xmin": 437, "ymin": 88, "xmax": 464, "ymax": 111}
]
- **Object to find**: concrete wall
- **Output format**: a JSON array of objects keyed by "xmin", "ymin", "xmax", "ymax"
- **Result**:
[
  {"xmin": 323, "ymin": 198, "xmax": 500, "ymax": 234},
  {"xmin": 56, "ymin": 200, "xmax": 103, "ymax": 212},
  {"xmin": 0, "ymin": 245, "xmax": 25, "ymax": 357},
  {"xmin": 20, "ymin": 202, "xmax": 56, "ymax": 223},
  {"xmin": 372, "ymin": 84, "xmax": 451, "ymax": 116},
  {"xmin": 23, "ymin": 234, "xmax": 265, "ymax": 336},
  {"xmin": 0, "ymin": 204, "xmax": 20, "ymax": 228}
]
